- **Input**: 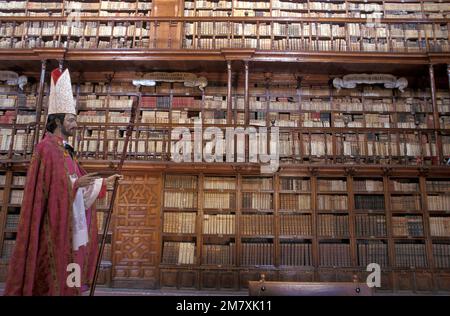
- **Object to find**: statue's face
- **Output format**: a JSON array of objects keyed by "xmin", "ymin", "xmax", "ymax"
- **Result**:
[{"xmin": 61, "ymin": 114, "xmax": 77, "ymax": 137}]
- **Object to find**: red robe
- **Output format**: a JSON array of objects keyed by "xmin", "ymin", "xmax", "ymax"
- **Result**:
[{"xmin": 4, "ymin": 132, "xmax": 104, "ymax": 296}]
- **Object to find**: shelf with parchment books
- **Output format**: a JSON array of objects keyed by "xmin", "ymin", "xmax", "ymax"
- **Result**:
[
  {"xmin": 0, "ymin": 171, "xmax": 25, "ymax": 265},
  {"xmin": 133, "ymin": 168, "xmax": 450, "ymax": 288},
  {"xmin": 0, "ymin": 0, "xmax": 153, "ymax": 17},
  {"xmin": 241, "ymin": 176, "xmax": 274, "ymax": 213},
  {"xmin": 426, "ymin": 179, "xmax": 450, "ymax": 214},
  {"xmin": 279, "ymin": 239, "xmax": 313, "ymax": 267},
  {"xmin": 356, "ymin": 239, "xmax": 389, "ymax": 267},
  {"xmin": 279, "ymin": 176, "xmax": 311, "ymax": 214},
  {"xmin": 182, "ymin": 14, "xmax": 450, "ymax": 52},
  {"xmin": 1, "ymin": 14, "xmax": 449, "ymax": 52},
  {"xmin": 161, "ymin": 174, "xmax": 199, "ymax": 266},
  {"xmin": 389, "ymin": 178, "xmax": 423, "ymax": 214},
  {"xmin": 316, "ymin": 177, "xmax": 349, "ymax": 213},
  {"xmin": 394, "ymin": 240, "xmax": 428, "ymax": 268},
  {"xmin": 1, "ymin": 73, "xmax": 449, "ymax": 166},
  {"xmin": 319, "ymin": 239, "xmax": 352, "ymax": 267},
  {"xmin": 0, "ymin": 81, "xmax": 39, "ymax": 160},
  {"xmin": 183, "ymin": 0, "xmax": 450, "ymax": 19}
]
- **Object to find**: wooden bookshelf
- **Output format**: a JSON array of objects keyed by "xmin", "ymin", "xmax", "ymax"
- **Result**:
[{"xmin": 0, "ymin": 0, "xmax": 449, "ymax": 293}]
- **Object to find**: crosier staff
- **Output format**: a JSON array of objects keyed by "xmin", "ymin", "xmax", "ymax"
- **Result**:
[{"xmin": 89, "ymin": 93, "xmax": 142, "ymax": 296}]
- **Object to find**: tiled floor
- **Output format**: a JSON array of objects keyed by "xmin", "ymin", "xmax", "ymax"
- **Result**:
[
  {"xmin": 0, "ymin": 283, "xmax": 248, "ymax": 296},
  {"xmin": 2, "ymin": 283, "xmax": 449, "ymax": 296}
]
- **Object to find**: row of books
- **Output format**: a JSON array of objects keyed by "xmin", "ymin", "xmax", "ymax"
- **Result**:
[
  {"xmin": 202, "ymin": 243, "xmax": 235, "ymax": 265},
  {"xmin": 354, "ymin": 179, "xmax": 384, "ymax": 192},
  {"xmin": 279, "ymin": 193, "xmax": 311, "ymax": 211},
  {"xmin": 240, "ymin": 215, "xmax": 273, "ymax": 235},
  {"xmin": 391, "ymin": 195, "xmax": 421, "ymax": 211},
  {"xmin": 12, "ymin": 175, "xmax": 26, "ymax": 186},
  {"xmin": 241, "ymin": 242, "xmax": 273, "ymax": 266},
  {"xmin": 183, "ymin": 0, "xmax": 449, "ymax": 14},
  {"xmin": 433, "ymin": 244, "xmax": 450, "ymax": 269},
  {"xmin": 0, "ymin": 130, "xmax": 34, "ymax": 152},
  {"xmin": 185, "ymin": 20, "xmax": 448, "ymax": 39},
  {"xmin": 357, "ymin": 242, "xmax": 388, "ymax": 267},
  {"xmin": 0, "ymin": 0, "xmax": 152, "ymax": 13},
  {"xmin": 5, "ymin": 214, "xmax": 20, "ymax": 230},
  {"xmin": 164, "ymin": 192, "xmax": 197, "ymax": 209},
  {"xmin": 319, "ymin": 244, "xmax": 351, "ymax": 267},
  {"xmin": 392, "ymin": 216, "xmax": 424, "ymax": 237},
  {"xmin": 354, "ymin": 195, "xmax": 385, "ymax": 210},
  {"xmin": 165, "ymin": 175, "xmax": 197, "ymax": 189},
  {"xmin": 395, "ymin": 243, "xmax": 427, "ymax": 268},
  {"xmin": 141, "ymin": 111, "xmax": 169, "ymax": 124},
  {"xmin": 15, "ymin": 113, "xmax": 36, "ymax": 124},
  {"xmin": 160, "ymin": 214, "xmax": 449, "ymax": 237},
  {"xmin": 78, "ymin": 97, "xmax": 105, "ymax": 109},
  {"xmin": 318, "ymin": 214, "xmax": 349, "ymax": 237},
  {"xmin": 427, "ymin": 195, "xmax": 450, "ymax": 212},
  {"xmin": 0, "ymin": 174, "xmax": 5, "ymax": 185},
  {"xmin": 204, "ymin": 192, "xmax": 236, "ymax": 209},
  {"xmin": 280, "ymin": 214, "xmax": 312, "ymax": 236},
  {"xmin": 391, "ymin": 179, "xmax": 420, "ymax": 192},
  {"xmin": 162, "ymin": 241, "xmax": 196, "ymax": 265},
  {"xmin": 3, "ymin": 129, "xmax": 444, "ymax": 158},
  {"xmin": 1, "ymin": 111, "xmax": 443, "ymax": 128},
  {"xmin": 280, "ymin": 178, "xmax": 310, "ymax": 191},
  {"xmin": 163, "ymin": 212, "xmax": 196, "ymax": 234},
  {"xmin": 429, "ymin": 217, "xmax": 450, "ymax": 237},
  {"xmin": 280, "ymin": 243, "xmax": 312, "ymax": 266},
  {"xmin": 242, "ymin": 192, "xmax": 273, "ymax": 210},
  {"xmin": 9, "ymin": 189, "xmax": 23, "ymax": 204},
  {"xmin": 0, "ymin": 96, "xmax": 17, "ymax": 108},
  {"xmin": 317, "ymin": 194, "xmax": 348, "ymax": 211},
  {"xmin": 0, "ymin": 240, "xmax": 15, "ymax": 260},
  {"xmin": 203, "ymin": 214, "xmax": 235, "ymax": 235},
  {"xmin": 158, "ymin": 242, "xmax": 449, "ymax": 268},
  {"xmin": 318, "ymin": 179, "xmax": 346, "ymax": 192},
  {"xmin": 0, "ymin": 111, "xmax": 15, "ymax": 124},
  {"xmin": 242, "ymin": 177, "xmax": 273, "ymax": 191},
  {"xmin": 185, "ymin": 0, "xmax": 231, "ymax": 10},
  {"xmin": 1, "ymin": 28, "xmax": 449, "ymax": 50},
  {"xmin": 426, "ymin": 181, "xmax": 450, "ymax": 192},
  {"xmin": 185, "ymin": 37, "xmax": 448, "ymax": 52},
  {"xmin": 204, "ymin": 177, "xmax": 236, "ymax": 190},
  {"xmin": 141, "ymin": 96, "xmax": 171, "ymax": 109},
  {"xmin": 355, "ymin": 215, "xmax": 387, "ymax": 237}
]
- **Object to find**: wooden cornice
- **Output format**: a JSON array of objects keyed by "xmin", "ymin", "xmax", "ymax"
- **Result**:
[
  {"xmin": 80, "ymin": 161, "xmax": 450, "ymax": 177},
  {"xmin": 0, "ymin": 48, "xmax": 449, "ymax": 65},
  {"xmin": 2, "ymin": 159, "xmax": 450, "ymax": 176},
  {"xmin": 221, "ymin": 49, "xmax": 255, "ymax": 61}
]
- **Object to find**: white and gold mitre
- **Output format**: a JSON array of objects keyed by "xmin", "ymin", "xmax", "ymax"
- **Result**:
[{"xmin": 48, "ymin": 68, "xmax": 76, "ymax": 115}]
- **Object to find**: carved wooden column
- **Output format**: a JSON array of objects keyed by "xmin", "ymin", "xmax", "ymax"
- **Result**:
[
  {"xmin": 429, "ymin": 64, "xmax": 442, "ymax": 164},
  {"xmin": 33, "ymin": 59, "xmax": 47, "ymax": 146},
  {"xmin": 429, "ymin": 64, "xmax": 440, "ymax": 129},
  {"xmin": 227, "ymin": 61, "xmax": 233, "ymax": 125},
  {"xmin": 244, "ymin": 60, "xmax": 249, "ymax": 126}
]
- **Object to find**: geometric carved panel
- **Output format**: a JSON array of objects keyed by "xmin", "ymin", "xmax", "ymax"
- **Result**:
[{"xmin": 112, "ymin": 173, "xmax": 162, "ymax": 286}]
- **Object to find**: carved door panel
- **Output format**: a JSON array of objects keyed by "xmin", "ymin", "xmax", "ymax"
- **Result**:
[{"xmin": 112, "ymin": 173, "xmax": 162, "ymax": 288}]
